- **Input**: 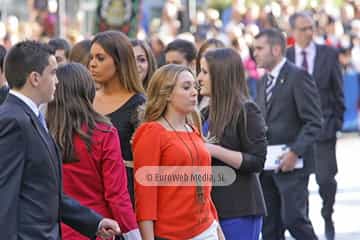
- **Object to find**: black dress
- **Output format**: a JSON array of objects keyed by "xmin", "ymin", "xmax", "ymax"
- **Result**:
[{"xmin": 107, "ymin": 93, "xmax": 146, "ymax": 205}]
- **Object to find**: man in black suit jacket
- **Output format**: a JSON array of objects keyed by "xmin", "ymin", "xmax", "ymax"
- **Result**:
[
  {"xmin": 0, "ymin": 41, "xmax": 120, "ymax": 239},
  {"xmin": 0, "ymin": 44, "xmax": 8, "ymax": 104},
  {"xmin": 286, "ymin": 11, "xmax": 345, "ymax": 240},
  {"xmin": 0, "ymin": 84, "xmax": 8, "ymax": 104},
  {"xmin": 254, "ymin": 29, "xmax": 322, "ymax": 240}
]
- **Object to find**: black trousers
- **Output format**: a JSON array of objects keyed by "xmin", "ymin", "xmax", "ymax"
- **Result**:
[
  {"xmin": 260, "ymin": 171, "xmax": 318, "ymax": 240},
  {"xmin": 315, "ymin": 139, "xmax": 338, "ymax": 220}
]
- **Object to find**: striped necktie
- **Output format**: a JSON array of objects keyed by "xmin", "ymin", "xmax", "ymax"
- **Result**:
[{"xmin": 265, "ymin": 73, "xmax": 275, "ymax": 105}]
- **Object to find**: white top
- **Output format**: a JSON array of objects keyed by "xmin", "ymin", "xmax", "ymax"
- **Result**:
[
  {"xmin": 295, "ymin": 41, "xmax": 316, "ymax": 75},
  {"xmin": 9, "ymin": 90, "xmax": 40, "ymax": 117},
  {"xmin": 269, "ymin": 57, "xmax": 287, "ymax": 85},
  {"xmin": 123, "ymin": 229, "xmax": 142, "ymax": 240},
  {"xmin": 192, "ymin": 220, "xmax": 219, "ymax": 240}
]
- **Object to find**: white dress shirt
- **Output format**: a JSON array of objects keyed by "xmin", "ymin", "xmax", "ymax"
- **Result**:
[
  {"xmin": 269, "ymin": 57, "xmax": 287, "ymax": 84},
  {"xmin": 294, "ymin": 42, "xmax": 316, "ymax": 75}
]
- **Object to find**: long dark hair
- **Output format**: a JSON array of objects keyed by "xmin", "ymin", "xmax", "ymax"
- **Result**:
[
  {"xmin": 69, "ymin": 39, "xmax": 91, "ymax": 67},
  {"xmin": 204, "ymin": 48, "xmax": 250, "ymax": 140},
  {"xmin": 195, "ymin": 38, "xmax": 225, "ymax": 75},
  {"xmin": 91, "ymin": 31, "xmax": 144, "ymax": 94},
  {"xmin": 47, "ymin": 63, "xmax": 111, "ymax": 163}
]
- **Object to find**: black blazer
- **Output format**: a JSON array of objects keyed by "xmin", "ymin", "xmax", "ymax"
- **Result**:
[
  {"xmin": 0, "ymin": 85, "xmax": 9, "ymax": 104},
  {"xmin": 0, "ymin": 94, "xmax": 102, "ymax": 240},
  {"xmin": 209, "ymin": 101, "xmax": 268, "ymax": 218},
  {"xmin": 287, "ymin": 44, "xmax": 345, "ymax": 141},
  {"xmin": 256, "ymin": 61, "xmax": 322, "ymax": 174}
]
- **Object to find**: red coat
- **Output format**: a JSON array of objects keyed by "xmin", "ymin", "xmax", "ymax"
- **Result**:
[{"xmin": 61, "ymin": 123, "xmax": 138, "ymax": 239}]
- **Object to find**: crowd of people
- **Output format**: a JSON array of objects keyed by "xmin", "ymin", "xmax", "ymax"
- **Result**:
[{"xmin": 0, "ymin": 2, "xmax": 354, "ymax": 240}]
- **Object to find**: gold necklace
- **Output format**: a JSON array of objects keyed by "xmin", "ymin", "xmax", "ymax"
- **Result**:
[{"xmin": 162, "ymin": 116, "xmax": 205, "ymax": 204}]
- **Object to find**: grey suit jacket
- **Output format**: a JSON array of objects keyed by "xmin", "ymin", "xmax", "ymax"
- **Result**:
[
  {"xmin": 256, "ymin": 61, "xmax": 322, "ymax": 173},
  {"xmin": 0, "ymin": 94, "xmax": 102, "ymax": 240},
  {"xmin": 287, "ymin": 44, "xmax": 345, "ymax": 141}
]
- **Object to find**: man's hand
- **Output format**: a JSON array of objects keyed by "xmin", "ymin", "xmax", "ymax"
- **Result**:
[
  {"xmin": 96, "ymin": 218, "xmax": 121, "ymax": 239},
  {"xmin": 278, "ymin": 151, "xmax": 298, "ymax": 172}
]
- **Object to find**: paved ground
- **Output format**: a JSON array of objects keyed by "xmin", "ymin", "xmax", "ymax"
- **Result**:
[{"xmin": 285, "ymin": 133, "xmax": 360, "ymax": 240}]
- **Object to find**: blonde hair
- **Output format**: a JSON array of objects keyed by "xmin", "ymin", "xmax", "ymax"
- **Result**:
[{"xmin": 144, "ymin": 64, "xmax": 201, "ymax": 131}]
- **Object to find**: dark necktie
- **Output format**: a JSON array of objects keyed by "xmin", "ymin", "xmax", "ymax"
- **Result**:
[
  {"xmin": 265, "ymin": 73, "xmax": 275, "ymax": 105},
  {"xmin": 301, "ymin": 50, "xmax": 308, "ymax": 72},
  {"xmin": 38, "ymin": 112, "xmax": 48, "ymax": 132}
]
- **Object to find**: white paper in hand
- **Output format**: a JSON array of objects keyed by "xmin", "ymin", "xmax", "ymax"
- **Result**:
[{"xmin": 264, "ymin": 145, "xmax": 303, "ymax": 170}]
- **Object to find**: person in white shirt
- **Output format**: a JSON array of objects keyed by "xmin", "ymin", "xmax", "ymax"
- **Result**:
[{"xmin": 287, "ymin": 12, "xmax": 345, "ymax": 240}]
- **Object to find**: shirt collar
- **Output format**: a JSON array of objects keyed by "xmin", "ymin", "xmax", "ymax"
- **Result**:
[
  {"xmin": 9, "ymin": 90, "xmax": 40, "ymax": 117},
  {"xmin": 270, "ymin": 57, "xmax": 286, "ymax": 80},
  {"xmin": 295, "ymin": 41, "xmax": 316, "ymax": 55}
]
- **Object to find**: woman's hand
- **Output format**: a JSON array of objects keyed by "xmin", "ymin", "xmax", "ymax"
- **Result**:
[
  {"xmin": 139, "ymin": 220, "xmax": 154, "ymax": 240},
  {"xmin": 205, "ymin": 143, "xmax": 243, "ymax": 169},
  {"xmin": 217, "ymin": 225, "xmax": 226, "ymax": 240}
]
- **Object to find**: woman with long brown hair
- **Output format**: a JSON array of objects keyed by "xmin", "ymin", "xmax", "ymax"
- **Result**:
[
  {"xmin": 89, "ymin": 31, "xmax": 145, "ymax": 204},
  {"xmin": 133, "ymin": 64, "xmax": 223, "ymax": 240},
  {"xmin": 197, "ymin": 48, "xmax": 267, "ymax": 240},
  {"xmin": 195, "ymin": 38, "xmax": 225, "ymax": 112},
  {"xmin": 131, "ymin": 39, "xmax": 158, "ymax": 90},
  {"xmin": 69, "ymin": 39, "xmax": 91, "ymax": 67},
  {"xmin": 47, "ymin": 63, "xmax": 140, "ymax": 240},
  {"xmin": 195, "ymin": 38, "xmax": 225, "ymax": 76}
]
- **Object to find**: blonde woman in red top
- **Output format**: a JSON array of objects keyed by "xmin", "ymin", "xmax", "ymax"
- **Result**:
[{"xmin": 132, "ymin": 64, "xmax": 223, "ymax": 240}]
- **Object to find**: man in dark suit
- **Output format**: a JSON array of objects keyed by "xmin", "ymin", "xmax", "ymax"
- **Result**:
[
  {"xmin": 0, "ymin": 44, "xmax": 9, "ymax": 104},
  {"xmin": 254, "ymin": 28, "xmax": 322, "ymax": 240},
  {"xmin": 0, "ymin": 40, "xmax": 121, "ymax": 239},
  {"xmin": 286, "ymin": 11, "xmax": 345, "ymax": 240},
  {"xmin": 0, "ymin": 81, "xmax": 9, "ymax": 105}
]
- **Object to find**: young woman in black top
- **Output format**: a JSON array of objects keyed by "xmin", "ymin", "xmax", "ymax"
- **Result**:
[
  {"xmin": 197, "ymin": 48, "xmax": 267, "ymax": 240},
  {"xmin": 89, "ymin": 31, "xmax": 145, "ymax": 205},
  {"xmin": 195, "ymin": 38, "xmax": 225, "ymax": 113}
]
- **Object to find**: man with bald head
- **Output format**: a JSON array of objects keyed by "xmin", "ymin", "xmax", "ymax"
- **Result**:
[{"xmin": 287, "ymin": 11, "xmax": 345, "ymax": 240}]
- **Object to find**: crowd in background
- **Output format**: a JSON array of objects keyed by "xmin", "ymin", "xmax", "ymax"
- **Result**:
[
  {"xmin": 1, "ymin": 0, "xmax": 358, "ymax": 129},
  {"xmin": 0, "ymin": 1, "xmax": 359, "ymax": 240},
  {"xmin": 1, "ymin": 0, "xmax": 360, "ymax": 66}
]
